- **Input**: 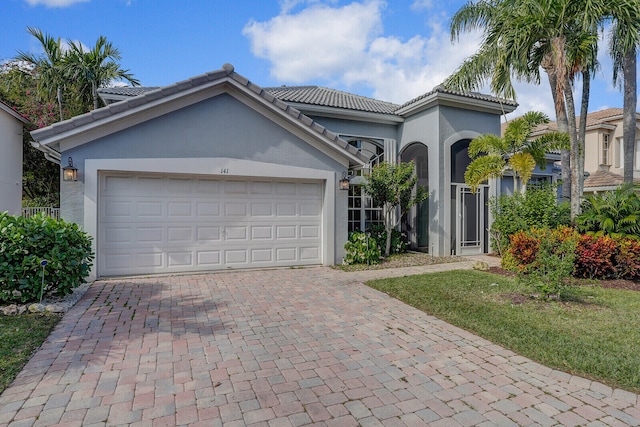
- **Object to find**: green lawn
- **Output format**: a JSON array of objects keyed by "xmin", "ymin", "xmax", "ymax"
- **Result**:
[
  {"xmin": 0, "ymin": 313, "xmax": 61, "ymax": 393},
  {"xmin": 367, "ymin": 270, "xmax": 640, "ymax": 393}
]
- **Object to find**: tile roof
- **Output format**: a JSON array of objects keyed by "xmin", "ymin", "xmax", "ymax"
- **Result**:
[
  {"xmin": 98, "ymin": 86, "xmax": 160, "ymax": 97},
  {"xmin": 263, "ymin": 86, "xmax": 399, "ymax": 115},
  {"xmin": 584, "ymin": 168, "xmax": 640, "ymax": 188},
  {"xmin": 534, "ymin": 108, "xmax": 631, "ymax": 132},
  {"xmin": 397, "ymin": 85, "xmax": 518, "ymax": 111},
  {"xmin": 100, "ymin": 85, "xmax": 400, "ymax": 115},
  {"xmin": 100, "ymin": 83, "xmax": 514, "ymax": 117},
  {"xmin": 33, "ymin": 64, "xmax": 368, "ymax": 164}
]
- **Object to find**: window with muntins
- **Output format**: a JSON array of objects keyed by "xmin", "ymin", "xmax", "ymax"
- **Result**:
[
  {"xmin": 348, "ymin": 185, "xmax": 383, "ymax": 232},
  {"xmin": 602, "ymin": 134, "xmax": 610, "ymax": 165}
]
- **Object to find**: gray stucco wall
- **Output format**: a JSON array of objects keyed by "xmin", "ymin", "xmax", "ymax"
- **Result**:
[{"xmin": 61, "ymin": 93, "xmax": 350, "ymax": 264}]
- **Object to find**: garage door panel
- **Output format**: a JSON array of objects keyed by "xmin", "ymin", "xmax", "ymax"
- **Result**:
[{"xmin": 98, "ymin": 173, "xmax": 323, "ymax": 276}]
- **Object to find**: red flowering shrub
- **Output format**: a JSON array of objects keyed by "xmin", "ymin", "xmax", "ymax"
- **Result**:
[
  {"xmin": 508, "ymin": 229, "xmax": 540, "ymax": 270},
  {"xmin": 614, "ymin": 238, "xmax": 640, "ymax": 280},
  {"xmin": 574, "ymin": 235, "xmax": 617, "ymax": 279}
]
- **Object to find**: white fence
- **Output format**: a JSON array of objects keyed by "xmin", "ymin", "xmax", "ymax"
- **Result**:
[{"xmin": 21, "ymin": 207, "xmax": 60, "ymax": 220}]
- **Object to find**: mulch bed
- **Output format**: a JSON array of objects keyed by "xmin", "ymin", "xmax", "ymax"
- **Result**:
[{"xmin": 488, "ymin": 266, "xmax": 640, "ymax": 292}]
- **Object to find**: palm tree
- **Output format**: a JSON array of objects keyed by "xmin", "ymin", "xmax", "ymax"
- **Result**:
[
  {"xmin": 446, "ymin": 0, "xmax": 602, "ymax": 219},
  {"xmin": 608, "ymin": 3, "xmax": 640, "ymax": 184},
  {"xmin": 576, "ymin": 184, "xmax": 640, "ymax": 239},
  {"xmin": 66, "ymin": 36, "xmax": 140, "ymax": 111},
  {"xmin": 464, "ymin": 111, "xmax": 569, "ymax": 193},
  {"xmin": 15, "ymin": 26, "xmax": 67, "ymax": 121}
]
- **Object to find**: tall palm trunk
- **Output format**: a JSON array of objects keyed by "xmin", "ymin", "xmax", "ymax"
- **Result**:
[
  {"xmin": 622, "ymin": 49, "xmax": 637, "ymax": 183},
  {"xmin": 578, "ymin": 68, "xmax": 590, "ymax": 197},
  {"xmin": 544, "ymin": 59, "xmax": 571, "ymax": 201},
  {"xmin": 564, "ymin": 79, "xmax": 582, "ymax": 219}
]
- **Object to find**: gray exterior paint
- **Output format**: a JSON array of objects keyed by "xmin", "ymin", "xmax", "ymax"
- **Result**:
[
  {"xmin": 33, "ymin": 64, "xmax": 520, "ymax": 277},
  {"xmin": 61, "ymin": 93, "xmax": 351, "ymax": 264}
]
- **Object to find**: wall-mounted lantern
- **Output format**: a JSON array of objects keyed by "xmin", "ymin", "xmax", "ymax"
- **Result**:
[
  {"xmin": 339, "ymin": 171, "xmax": 351, "ymax": 190},
  {"xmin": 62, "ymin": 157, "xmax": 77, "ymax": 181}
]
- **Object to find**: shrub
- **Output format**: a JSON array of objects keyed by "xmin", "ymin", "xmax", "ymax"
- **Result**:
[
  {"xmin": 489, "ymin": 184, "xmax": 570, "ymax": 255},
  {"xmin": 614, "ymin": 238, "xmax": 640, "ymax": 280},
  {"xmin": 0, "ymin": 213, "xmax": 94, "ymax": 303},
  {"xmin": 368, "ymin": 224, "xmax": 408, "ymax": 255},
  {"xmin": 577, "ymin": 184, "xmax": 640, "ymax": 239},
  {"xmin": 508, "ymin": 229, "xmax": 541, "ymax": 269},
  {"xmin": 514, "ymin": 227, "xmax": 579, "ymax": 299},
  {"xmin": 574, "ymin": 234, "xmax": 617, "ymax": 279},
  {"xmin": 343, "ymin": 231, "xmax": 381, "ymax": 265}
]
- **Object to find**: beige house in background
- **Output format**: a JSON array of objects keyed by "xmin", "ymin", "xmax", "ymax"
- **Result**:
[
  {"xmin": 535, "ymin": 108, "xmax": 640, "ymax": 193},
  {"xmin": 0, "ymin": 100, "xmax": 27, "ymax": 215}
]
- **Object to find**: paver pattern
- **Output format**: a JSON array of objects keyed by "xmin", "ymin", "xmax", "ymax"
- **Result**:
[{"xmin": 1, "ymin": 258, "xmax": 639, "ymax": 426}]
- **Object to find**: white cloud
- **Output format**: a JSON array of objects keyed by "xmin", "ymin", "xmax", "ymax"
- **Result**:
[
  {"xmin": 244, "ymin": 1, "xmax": 384, "ymax": 84},
  {"xmin": 24, "ymin": 0, "xmax": 89, "ymax": 6},
  {"xmin": 410, "ymin": 0, "xmax": 433, "ymax": 11},
  {"xmin": 243, "ymin": 0, "xmax": 560, "ymax": 115}
]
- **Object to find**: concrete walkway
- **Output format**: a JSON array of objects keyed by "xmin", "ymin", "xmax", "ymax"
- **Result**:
[{"xmin": 1, "ymin": 257, "xmax": 639, "ymax": 426}]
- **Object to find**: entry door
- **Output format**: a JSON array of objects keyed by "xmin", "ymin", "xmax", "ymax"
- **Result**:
[{"xmin": 455, "ymin": 184, "xmax": 486, "ymax": 255}]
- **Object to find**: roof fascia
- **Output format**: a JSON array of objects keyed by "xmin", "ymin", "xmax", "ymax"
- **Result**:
[
  {"xmin": 286, "ymin": 103, "xmax": 403, "ymax": 125},
  {"xmin": 35, "ymin": 79, "xmax": 232, "ymax": 151},
  {"xmin": 396, "ymin": 92, "xmax": 517, "ymax": 117},
  {"xmin": 0, "ymin": 102, "xmax": 28, "ymax": 124},
  {"xmin": 33, "ymin": 75, "xmax": 365, "ymax": 168}
]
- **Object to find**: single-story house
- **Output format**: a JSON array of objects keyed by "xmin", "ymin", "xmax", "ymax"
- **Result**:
[
  {"xmin": 31, "ymin": 64, "xmax": 517, "ymax": 278},
  {"xmin": 0, "ymin": 100, "xmax": 28, "ymax": 215}
]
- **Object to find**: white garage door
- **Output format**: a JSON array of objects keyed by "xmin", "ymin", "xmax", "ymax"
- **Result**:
[{"xmin": 98, "ymin": 173, "xmax": 323, "ymax": 276}]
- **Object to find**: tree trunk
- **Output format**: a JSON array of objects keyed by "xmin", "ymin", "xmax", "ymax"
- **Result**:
[
  {"xmin": 544, "ymin": 63, "xmax": 571, "ymax": 201},
  {"xmin": 384, "ymin": 203, "xmax": 393, "ymax": 257},
  {"xmin": 623, "ymin": 48, "xmax": 637, "ymax": 184},
  {"xmin": 578, "ymin": 68, "xmax": 590, "ymax": 197},
  {"xmin": 92, "ymin": 81, "xmax": 100, "ymax": 111},
  {"xmin": 564, "ymin": 80, "xmax": 582, "ymax": 219},
  {"xmin": 56, "ymin": 85, "xmax": 64, "ymax": 121}
]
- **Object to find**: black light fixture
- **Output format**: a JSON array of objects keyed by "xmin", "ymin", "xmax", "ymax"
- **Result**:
[
  {"xmin": 339, "ymin": 171, "xmax": 350, "ymax": 190},
  {"xmin": 62, "ymin": 157, "xmax": 77, "ymax": 181}
]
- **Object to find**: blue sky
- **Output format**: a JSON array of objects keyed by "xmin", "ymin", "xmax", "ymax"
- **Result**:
[{"xmin": 2, "ymin": 0, "xmax": 636, "ymax": 118}]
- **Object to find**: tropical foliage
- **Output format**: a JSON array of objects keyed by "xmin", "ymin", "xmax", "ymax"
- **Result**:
[
  {"xmin": 1, "ymin": 27, "xmax": 139, "ymax": 205},
  {"xmin": 489, "ymin": 183, "xmax": 570, "ymax": 255},
  {"xmin": 576, "ymin": 184, "xmax": 640, "ymax": 239},
  {"xmin": 464, "ymin": 111, "xmax": 568, "ymax": 193},
  {"xmin": 446, "ymin": 0, "xmax": 640, "ymax": 218},
  {"xmin": 363, "ymin": 161, "xmax": 427, "ymax": 256}
]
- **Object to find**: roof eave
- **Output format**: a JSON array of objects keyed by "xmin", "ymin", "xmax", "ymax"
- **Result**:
[
  {"xmin": 0, "ymin": 101, "xmax": 28, "ymax": 124},
  {"xmin": 396, "ymin": 91, "xmax": 517, "ymax": 117},
  {"xmin": 288, "ymin": 103, "xmax": 403, "ymax": 124}
]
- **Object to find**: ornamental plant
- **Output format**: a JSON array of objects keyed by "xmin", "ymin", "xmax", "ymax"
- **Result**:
[
  {"xmin": 513, "ymin": 226, "xmax": 580, "ymax": 300},
  {"xmin": 368, "ymin": 224, "xmax": 408, "ymax": 255},
  {"xmin": 0, "ymin": 213, "xmax": 94, "ymax": 303},
  {"xmin": 343, "ymin": 231, "xmax": 381, "ymax": 265},
  {"xmin": 574, "ymin": 234, "xmax": 617, "ymax": 279},
  {"xmin": 614, "ymin": 238, "xmax": 640, "ymax": 280}
]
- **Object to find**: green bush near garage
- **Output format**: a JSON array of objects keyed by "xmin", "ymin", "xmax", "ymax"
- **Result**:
[{"xmin": 0, "ymin": 212, "xmax": 94, "ymax": 303}]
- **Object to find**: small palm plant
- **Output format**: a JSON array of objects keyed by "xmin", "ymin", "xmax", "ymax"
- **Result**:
[
  {"xmin": 576, "ymin": 184, "xmax": 640, "ymax": 239},
  {"xmin": 464, "ymin": 111, "xmax": 569, "ymax": 193}
]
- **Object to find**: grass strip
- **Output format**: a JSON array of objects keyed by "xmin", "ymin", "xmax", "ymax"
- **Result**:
[
  {"xmin": 0, "ymin": 313, "xmax": 61, "ymax": 393},
  {"xmin": 367, "ymin": 270, "xmax": 640, "ymax": 393}
]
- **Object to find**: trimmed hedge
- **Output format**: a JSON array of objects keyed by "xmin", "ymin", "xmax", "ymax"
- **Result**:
[{"xmin": 0, "ymin": 213, "xmax": 93, "ymax": 303}]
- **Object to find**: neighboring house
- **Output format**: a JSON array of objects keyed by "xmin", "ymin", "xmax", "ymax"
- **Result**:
[
  {"xmin": 0, "ymin": 100, "xmax": 28, "ymax": 215},
  {"xmin": 30, "ymin": 64, "xmax": 516, "ymax": 278},
  {"xmin": 535, "ymin": 108, "xmax": 640, "ymax": 193}
]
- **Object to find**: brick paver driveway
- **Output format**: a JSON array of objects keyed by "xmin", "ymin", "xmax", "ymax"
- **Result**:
[{"xmin": 1, "ymin": 263, "xmax": 639, "ymax": 426}]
